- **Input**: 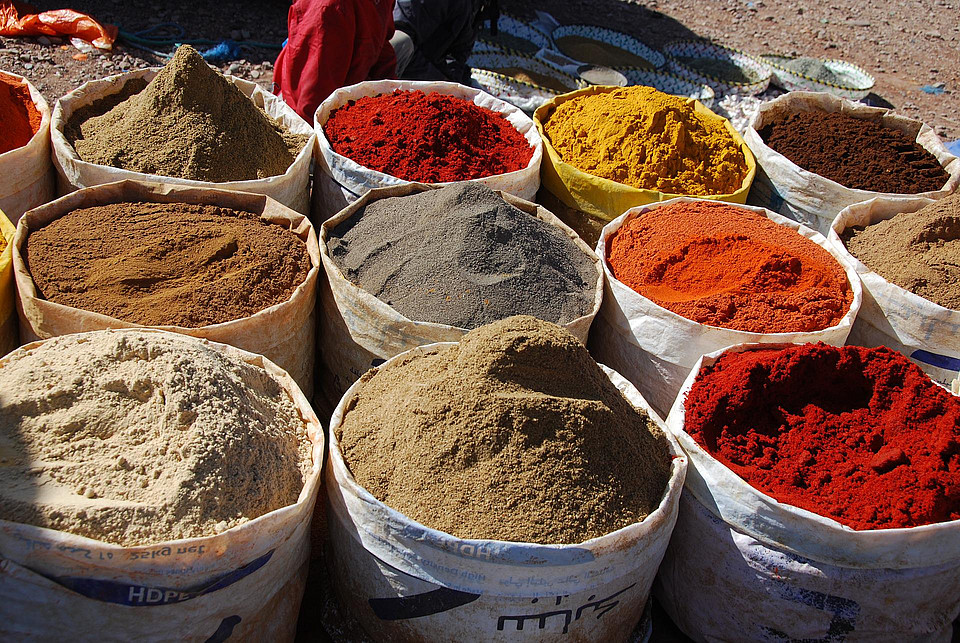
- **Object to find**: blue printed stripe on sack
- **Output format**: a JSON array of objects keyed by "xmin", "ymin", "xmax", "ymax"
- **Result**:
[{"xmin": 48, "ymin": 549, "xmax": 275, "ymax": 606}]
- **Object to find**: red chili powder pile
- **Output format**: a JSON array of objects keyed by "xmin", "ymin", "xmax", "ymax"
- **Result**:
[
  {"xmin": 323, "ymin": 89, "xmax": 533, "ymax": 183},
  {"xmin": 685, "ymin": 344, "xmax": 960, "ymax": 530},
  {"xmin": 0, "ymin": 72, "xmax": 42, "ymax": 154},
  {"xmin": 606, "ymin": 201, "xmax": 851, "ymax": 333}
]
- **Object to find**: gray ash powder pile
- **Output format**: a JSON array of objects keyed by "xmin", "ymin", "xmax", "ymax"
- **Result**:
[{"xmin": 327, "ymin": 183, "xmax": 599, "ymax": 329}]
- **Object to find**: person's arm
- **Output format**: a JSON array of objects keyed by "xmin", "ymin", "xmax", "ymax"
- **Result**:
[
  {"xmin": 275, "ymin": 0, "xmax": 357, "ymax": 121},
  {"xmin": 393, "ymin": 0, "xmax": 477, "ymax": 80},
  {"xmin": 393, "ymin": 0, "xmax": 447, "ymax": 50},
  {"xmin": 444, "ymin": 10, "xmax": 481, "ymax": 83}
]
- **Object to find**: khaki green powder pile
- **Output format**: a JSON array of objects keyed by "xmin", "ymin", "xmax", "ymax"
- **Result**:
[
  {"xmin": 69, "ymin": 45, "xmax": 307, "ymax": 182},
  {"xmin": 337, "ymin": 316, "xmax": 672, "ymax": 544}
]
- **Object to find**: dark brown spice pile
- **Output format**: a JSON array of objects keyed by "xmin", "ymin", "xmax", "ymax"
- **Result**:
[{"xmin": 759, "ymin": 109, "xmax": 949, "ymax": 193}]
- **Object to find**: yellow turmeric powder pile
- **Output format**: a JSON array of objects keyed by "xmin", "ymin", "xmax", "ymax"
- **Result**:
[{"xmin": 542, "ymin": 86, "xmax": 748, "ymax": 195}]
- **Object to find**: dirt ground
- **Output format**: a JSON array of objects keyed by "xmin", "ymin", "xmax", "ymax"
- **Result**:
[{"xmin": 1, "ymin": 0, "xmax": 958, "ymax": 139}]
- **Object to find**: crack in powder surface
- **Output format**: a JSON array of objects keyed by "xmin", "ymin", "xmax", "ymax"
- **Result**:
[{"xmin": 0, "ymin": 331, "xmax": 313, "ymax": 546}]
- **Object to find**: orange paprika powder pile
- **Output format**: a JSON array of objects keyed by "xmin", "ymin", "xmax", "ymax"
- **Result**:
[
  {"xmin": 606, "ymin": 201, "xmax": 852, "ymax": 333},
  {"xmin": 0, "ymin": 71, "xmax": 41, "ymax": 155}
]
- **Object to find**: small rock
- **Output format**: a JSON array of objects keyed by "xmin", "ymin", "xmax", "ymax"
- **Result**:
[
  {"xmin": 37, "ymin": 36, "xmax": 51, "ymax": 46},
  {"xmin": 22, "ymin": 62, "xmax": 33, "ymax": 70},
  {"xmin": 228, "ymin": 62, "xmax": 240, "ymax": 74},
  {"xmin": 870, "ymin": 445, "xmax": 908, "ymax": 473},
  {"xmin": 250, "ymin": 69, "xmax": 261, "ymax": 79}
]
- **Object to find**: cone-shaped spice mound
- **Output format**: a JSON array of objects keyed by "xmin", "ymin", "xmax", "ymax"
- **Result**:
[
  {"xmin": 337, "ymin": 316, "xmax": 672, "ymax": 544},
  {"xmin": 71, "ymin": 45, "xmax": 307, "ymax": 182}
]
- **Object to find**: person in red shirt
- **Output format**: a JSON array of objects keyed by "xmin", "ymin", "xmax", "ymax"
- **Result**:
[{"xmin": 273, "ymin": 0, "xmax": 396, "ymax": 122}]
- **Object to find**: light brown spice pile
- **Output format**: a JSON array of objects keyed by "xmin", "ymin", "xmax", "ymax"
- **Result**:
[
  {"xmin": 25, "ymin": 201, "xmax": 311, "ymax": 327},
  {"xmin": 337, "ymin": 316, "xmax": 671, "ymax": 544},
  {"xmin": 843, "ymin": 193, "xmax": 960, "ymax": 308}
]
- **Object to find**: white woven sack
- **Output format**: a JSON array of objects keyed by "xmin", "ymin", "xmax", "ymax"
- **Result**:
[
  {"xmin": 316, "ymin": 183, "xmax": 602, "ymax": 410},
  {"xmin": 0, "ymin": 71, "xmax": 54, "ymax": 223},
  {"xmin": 312, "ymin": 79, "xmax": 542, "ymax": 221},
  {"xmin": 325, "ymin": 343, "xmax": 687, "ymax": 641},
  {"xmin": 51, "ymin": 70, "xmax": 315, "ymax": 214},
  {"xmin": 588, "ymin": 196, "xmax": 862, "ymax": 419},
  {"xmin": 0, "ymin": 330, "xmax": 324, "ymax": 641},
  {"xmin": 744, "ymin": 91, "xmax": 960, "ymax": 235},
  {"xmin": 12, "ymin": 180, "xmax": 320, "ymax": 395},
  {"xmin": 656, "ymin": 342, "xmax": 960, "ymax": 641},
  {"xmin": 826, "ymin": 196, "xmax": 960, "ymax": 390}
]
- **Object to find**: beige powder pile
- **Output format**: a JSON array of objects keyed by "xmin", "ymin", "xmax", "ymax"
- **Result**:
[
  {"xmin": 843, "ymin": 193, "xmax": 960, "ymax": 309},
  {"xmin": 337, "ymin": 316, "xmax": 672, "ymax": 544},
  {"xmin": 0, "ymin": 330, "xmax": 313, "ymax": 546}
]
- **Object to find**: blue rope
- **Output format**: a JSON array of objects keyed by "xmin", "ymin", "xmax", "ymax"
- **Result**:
[
  {"xmin": 118, "ymin": 21, "xmax": 282, "ymax": 62},
  {"xmin": 197, "ymin": 41, "xmax": 244, "ymax": 62}
]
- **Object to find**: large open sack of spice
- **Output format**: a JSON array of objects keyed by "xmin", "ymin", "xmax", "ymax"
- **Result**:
[
  {"xmin": 0, "ymin": 210, "xmax": 16, "ymax": 356},
  {"xmin": 657, "ymin": 342, "xmax": 960, "ymax": 641},
  {"xmin": 12, "ymin": 180, "xmax": 320, "ymax": 394},
  {"xmin": 533, "ymin": 85, "xmax": 756, "ymax": 223},
  {"xmin": 0, "ymin": 70, "xmax": 54, "ymax": 223},
  {"xmin": 0, "ymin": 329, "xmax": 323, "ymax": 640},
  {"xmin": 744, "ymin": 91, "xmax": 960, "ymax": 235},
  {"xmin": 50, "ymin": 46, "xmax": 315, "ymax": 214},
  {"xmin": 312, "ymin": 79, "xmax": 542, "ymax": 221},
  {"xmin": 324, "ymin": 317, "xmax": 687, "ymax": 640},
  {"xmin": 589, "ymin": 197, "xmax": 862, "ymax": 418},
  {"xmin": 826, "ymin": 193, "xmax": 960, "ymax": 390},
  {"xmin": 316, "ymin": 182, "xmax": 603, "ymax": 412}
]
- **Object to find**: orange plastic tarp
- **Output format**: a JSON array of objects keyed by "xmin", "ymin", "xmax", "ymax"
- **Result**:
[{"xmin": 0, "ymin": 1, "xmax": 117, "ymax": 50}]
